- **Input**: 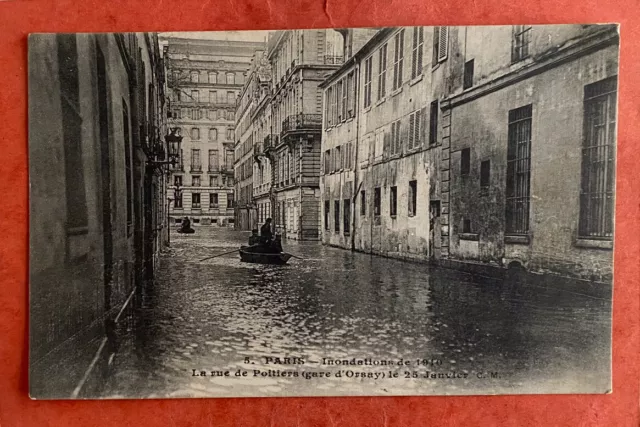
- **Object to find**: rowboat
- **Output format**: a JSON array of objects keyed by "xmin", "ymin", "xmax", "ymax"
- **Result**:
[{"xmin": 239, "ymin": 245, "xmax": 292, "ymax": 265}]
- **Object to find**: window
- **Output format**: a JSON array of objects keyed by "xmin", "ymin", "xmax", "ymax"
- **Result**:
[
  {"xmin": 191, "ymin": 90, "xmax": 199, "ymax": 102},
  {"xmin": 210, "ymin": 193, "xmax": 219, "ymax": 207},
  {"xmin": 347, "ymin": 72, "xmax": 355, "ymax": 118},
  {"xmin": 227, "ymin": 193, "xmax": 234, "ymax": 208},
  {"xmin": 336, "ymin": 146, "xmax": 342, "ymax": 170},
  {"xmin": 208, "ymin": 72, "xmax": 217, "ymax": 84},
  {"xmin": 192, "ymin": 176, "xmax": 201, "ymax": 187},
  {"xmin": 191, "ymin": 127, "xmax": 200, "ymax": 140},
  {"xmin": 334, "ymin": 200, "xmax": 340, "ymax": 232},
  {"xmin": 408, "ymin": 180, "xmax": 417, "ymax": 216},
  {"xmin": 374, "ymin": 129, "xmax": 384, "ymax": 160},
  {"xmin": 391, "ymin": 120, "xmax": 402, "ymax": 155},
  {"xmin": 191, "ymin": 71, "xmax": 199, "ymax": 83},
  {"xmin": 464, "ymin": 59, "xmax": 474, "ymax": 89},
  {"xmin": 579, "ymin": 77, "xmax": 617, "ymax": 239},
  {"xmin": 432, "ymin": 27, "xmax": 449, "ymax": 65},
  {"xmin": 174, "ymin": 175, "xmax": 182, "ymax": 186},
  {"xmin": 462, "ymin": 218, "xmax": 472, "ymax": 233},
  {"xmin": 175, "ymin": 192, "xmax": 183, "ymax": 208},
  {"xmin": 208, "ymin": 149, "xmax": 219, "ymax": 171},
  {"xmin": 324, "ymin": 200, "xmax": 330, "ymax": 230},
  {"xmin": 360, "ymin": 191, "xmax": 366, "ymax": 216},
  {"xmin": 461, "ymin": 148, "xmax": 470, "ymax": 176},
  {"xmin": 227, "ymin": 128, "xmax": 234, "ymax": 140},
  {"xmin": 218, "ymin": 109, "xmax": 225, "ymax": 119},
  {"xmin": 364, "ymin": 56, "xmax": 373, "ymax": 108},
  {"xmin": 226, "ymin": 72, "xmax": 235, "ymax": 84},
  {"xmin": 191, "ymin": 149, "xmax": 201, "ymax": 171},
  {"xmin": 341, "ymin": 79, "xmax": 347, "ymax": 121},
  {"xmin": 480, "ymin": 160, "xmax": 491, "ymax": 188},
  {"xmin": 324, "ymin": 149, "xmax": 330, "ymax": 173},
  {"xmin": 325, "ymin": 87, "xmax": 333, "ymax": 128},
  {"xmin": 227, "ymin": 111, "xmax": 234, "ymax": 121},
  {"xmin": 429, "ymin": 101, "xmax": 439, "ymax": 145},
  {"xmin": 192, "ymin": 193, "xmax": 201, "ymax": 208},
  {"xmin": 191, "ymin": 109, "xmax": 198, "ymax": 120},
  {"xmin": 172, "ymin": 109, "xmax": 181, "ymax": 119},
  {"xmin": 411, "ymin": 27, "xmax": 424, "ymax": 80},
  {"xmin": 393, "ymin": 29, "xmax": 405, "ymax": 91},
  {"xmin": 225, "ymin": 150, "xmax": 234, "ymax": 170},
  {"xmin": 343, "ymin": 199, "xmax": 351, "ymax": 235},
  {"xmin": 390, "ymin": 186, "xmax": 398, "ymax": 217},
  {"xmin": 512, "ymin": 25, "xmax": 532, "ymax": 63},
  {"xmin": 209, "ymin": 128, "xmax": 218, "ymax": 141},
  {"xmin": 336, "ymin": 79, "xmax": 344, "ymax": 122},
  {"xmin": 506, "ymin": 104, "xmax": 533, "ymax": 235},
  {"xmin": 227, "ymin": 91, "xmax": 235, "ymax": 104},
  {"xmin": 374, "ymin": 187, "xmax": 381, "ymax": 216},
  {"xmin": 210, "ymin": 175, "xmax": 220, "ymax": 187},
  {"xmin": 209, "ymin": 90, "xmax": 216, "ymax": 104},
  {"xmin": 408, "ymin": 109, "xmax": 425, "ymax": 150},
  {"xmin": 378, "ymin": 43, "xmax": 387, "ymax": 100}
]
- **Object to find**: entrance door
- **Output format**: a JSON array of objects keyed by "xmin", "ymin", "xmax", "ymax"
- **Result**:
[
  {"xmin": 97, "ymin": 47, "xmax": 113, "ymax": 312},
  {"xmin": 429, "ymin": 200, "xmax": 441, "ymax": 260}
]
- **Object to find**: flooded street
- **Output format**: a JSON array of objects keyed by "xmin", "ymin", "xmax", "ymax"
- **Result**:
[{"xmin": 100, "ymin": 228, "xmax": 611, "ymax": 398}]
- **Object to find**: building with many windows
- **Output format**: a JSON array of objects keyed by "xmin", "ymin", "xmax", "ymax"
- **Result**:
[
  {"xmin": 161, "ymin": 36, "xmax": 263, "ymax": 227},
  {"xmin": 320, "ymin": 25, "xmax": 618, "ymax": 282},
  {"xmin": 251, "ymin": 29, "xmax": 344, "ymax": 240}
]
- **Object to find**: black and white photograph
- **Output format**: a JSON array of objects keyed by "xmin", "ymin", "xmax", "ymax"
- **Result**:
[{"xmin": 29, "ymin": 24, "xmax": 618, "ymax": 399}]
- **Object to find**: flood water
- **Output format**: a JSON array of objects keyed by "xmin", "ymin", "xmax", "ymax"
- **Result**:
[{"xmin": 99, "ymin": 227, "xmax": 611, "ymax": 398}]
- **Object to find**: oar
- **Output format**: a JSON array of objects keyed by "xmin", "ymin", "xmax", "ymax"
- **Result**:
[
  {"xmin": 198, "ymin": 248, "xmax": 239, "ymax": 262},
  {"xmin": 198, "ymin": 243, "xmax": 261, "ymax": 262},
  {"xmin": 287, "ymin": 253, "xmax": 306, "ymax": 260}
]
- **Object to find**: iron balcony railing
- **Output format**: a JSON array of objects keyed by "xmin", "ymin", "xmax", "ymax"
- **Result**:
[
  {"xmin": 282, "ymin": 113, "xmax": 322, "ymax": 133},
  {"xmin": 190, "ymin": 165, "xmax": 202, "ymax": 172},
  {"xmin": 323, "ymin": 55, "xmax": 344, "ymax": 65}
]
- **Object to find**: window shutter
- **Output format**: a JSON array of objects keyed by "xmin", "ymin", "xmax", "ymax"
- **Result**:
[
  {"xmin": 400, "ymin": 119, "xmax": 408, "ymax": 154},
  {"xmin": 408, "ymin": 113, "xmax": 415, "ymax": 149},
  {"xmin": 383, "ymin": 129, "xmax": 390, "ymax": 157},
  {"xmin": 432, "ymin": 27, "xmax": 439, "ymax": 66},
  {"xmin": 420, "ymin": 107, "xmax": 427, "ymax": 145},
  {"xmin": 411, "ymin": 29, "xmax": 418, "ymax": 79},
  {"xmin": 438, "ymin": 27, "xmax": 449, "ymax": 61},
  {"xmin": 417, "ymin": 28, "xmax": 424, "ymax": 71}
]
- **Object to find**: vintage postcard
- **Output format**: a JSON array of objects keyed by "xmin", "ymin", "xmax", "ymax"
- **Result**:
[{"xmin": 29, "ymin": 24, "xmax": 618, "ymax": 399}]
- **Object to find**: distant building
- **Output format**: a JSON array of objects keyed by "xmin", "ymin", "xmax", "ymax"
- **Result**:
[
  {"xmin": 257, "ymin": 29, "xmax": 344, "ymax": 240},
  {"xmin": 234, "ymin": 49, "xmax": 267, "ymax": 231},
  {"xmin": 29, "ymin": 33, "xmax": 168, "ymax": 397},
  {"xmin": 320, "ymin": 25, "xmax": 618, "ymax": 282},
  {"xmin": 162, "ymin": 37, "xmax": 263, "ymax": 227}
]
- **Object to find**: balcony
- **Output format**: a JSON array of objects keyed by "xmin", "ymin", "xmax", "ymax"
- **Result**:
[
  {"xmin": 190, "ymin": 165, "xmax": 203, "ymax": 173},
  {"xmin": 323, "ymin": 55, "xmax": 343, "ymax": 65},
  {"xmin": 208, "ymin": 166, "xmax": 220, "ymax": 173},
  {"xmin": 282, "ymin": 113, "xmax": 322, "ymax": 134}
]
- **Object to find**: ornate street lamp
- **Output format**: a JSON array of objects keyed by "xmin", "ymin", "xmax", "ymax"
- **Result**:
[{"xmin": 148, "ymin": 127, "xmax": 183, "ymax": 166}]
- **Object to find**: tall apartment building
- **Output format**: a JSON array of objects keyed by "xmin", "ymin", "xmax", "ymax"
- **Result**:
[
  {"xmin": 162, "ymin": 36, "xmax": 263, "ymax": 227},
  {"xmin": 253, "ymin": 29, "xmax": 343, "ymax": 240},
  {"xmin": 320, "ymin": 25, "xmax": 618, "ymax": 283},
  {"xmin": 234, "ymin": 49, "xmax": 267, "ymax": 231}
]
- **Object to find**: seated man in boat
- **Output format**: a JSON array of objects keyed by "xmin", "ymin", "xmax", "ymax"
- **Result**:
[
  {"xmin": 179, "ymin": 217, "xmax": 195, "ymax": 234},
  {"xmin": 260, "ymin": 218, "xmax": 273, "ymax": 246}
]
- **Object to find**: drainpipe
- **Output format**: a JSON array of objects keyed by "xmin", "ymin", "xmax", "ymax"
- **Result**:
[{"xmin": 351, "ymin": 59, "xmax": 361, "ymax": 252}]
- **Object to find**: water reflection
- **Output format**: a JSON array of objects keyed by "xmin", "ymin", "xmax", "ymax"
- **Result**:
[{"xmin": 100, "ymin": 228, "xmax": 611, "ymax": 398}]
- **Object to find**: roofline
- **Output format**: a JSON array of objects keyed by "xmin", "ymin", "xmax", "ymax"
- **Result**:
[{"xmin": 319, "ymin": 27, "xmax": 398, "ymax": 88}]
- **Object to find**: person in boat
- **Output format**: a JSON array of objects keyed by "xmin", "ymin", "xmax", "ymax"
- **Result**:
[
  {"xmin": 248, "ymin": 229, "xmax": 260, "ymax": 246},
  {"xmin": 179, "ymin": 216, "xmax": 195, "ymax": 233},
  {"xmin": 260, "ymin": 218, "xmax": 273, "ymax": 245},
  {"xmin": 272, "ymin": 234, "xmax": 283, "ymax": 253}
]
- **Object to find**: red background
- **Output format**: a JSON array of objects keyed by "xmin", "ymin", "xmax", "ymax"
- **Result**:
[{"xmin": 1, "ymin": 0, "xmax": 638, "ymax": 425}]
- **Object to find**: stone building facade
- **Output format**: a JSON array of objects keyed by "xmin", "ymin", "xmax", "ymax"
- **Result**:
[
  {"xmin": 255, "ymin": 29, "xmax": 344, "ymax": 240},
  {"xmin": 443, "ymin": 25, "xmax": 618, "ymax": 282},
  {"xmin": 29, "ymin": 33, "xmax": 168, "ymax": 397},
  {"xmin": 162, "ymin": 37, "xmax": 263, "ymax": 227},
  {"xmin": 320, "ymin": 25, "xmax": 618, "ymax": 283}
]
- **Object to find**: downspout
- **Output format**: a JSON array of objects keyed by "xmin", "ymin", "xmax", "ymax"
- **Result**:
[{"xmin": 350, "ymin": 59, "xmax": 361, "ymax": 252}]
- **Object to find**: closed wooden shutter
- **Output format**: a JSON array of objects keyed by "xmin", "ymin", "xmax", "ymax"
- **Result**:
[
  {"xmin": 408, "ymin": 113, "xmax": 415, "ymax": 149},
  {"xmin": 438, "ymin": 27, "xmax": 449, "ymax": 62}
]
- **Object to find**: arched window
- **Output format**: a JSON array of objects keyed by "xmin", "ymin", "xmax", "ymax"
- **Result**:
[
  {"xmin": 191, "ymin": 127, "xmax": 200, "ymax": 140},
  {"xmin": 226, "ymin": 72, "xmax": 235, "ymax": 85},
  {"xmin": 190, "ymin": 71, "xmax": 199, "ymax": 83},
  {"xmin": 209, "ymin": 128, "xmax": 218, "ymax": 141},
  {"xmin": 208, "ymin": 72, "xmax": 217, "ymax": 84}
]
